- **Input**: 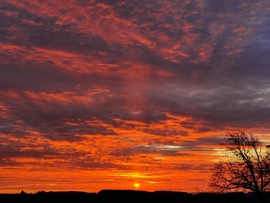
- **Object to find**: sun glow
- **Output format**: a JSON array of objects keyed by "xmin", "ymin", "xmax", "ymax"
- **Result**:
[{"xmin": 134, "ymin": 183, "xmax": 140, "ymax": 189}]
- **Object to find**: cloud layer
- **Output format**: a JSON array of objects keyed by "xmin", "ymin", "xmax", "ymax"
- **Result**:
[{"xmin": 1, "ymin": 0, "xmax": 270, "ymax": 193}]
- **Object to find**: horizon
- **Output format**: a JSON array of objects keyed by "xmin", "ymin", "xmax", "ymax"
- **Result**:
[
  {"xmin": 1, "ymin": 0, "xmax": 270, "ymax": 194},
  {"xmin": 0, "ymin": 188, "xmax": 257, "ymax": 195},
  {"xmin": 0, "ymin": 188, "xmax": 195, "ymax": 194}
]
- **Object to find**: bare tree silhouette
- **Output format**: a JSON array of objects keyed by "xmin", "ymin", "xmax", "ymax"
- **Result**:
[{"xmin": 210, "ymin": 129, "xmax": 270, "ymax": 203}]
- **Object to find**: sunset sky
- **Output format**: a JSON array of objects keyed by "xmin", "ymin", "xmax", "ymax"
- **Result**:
[{"xmin": 1, "ymin": 0, "xmax": 270, "ymax": 194}]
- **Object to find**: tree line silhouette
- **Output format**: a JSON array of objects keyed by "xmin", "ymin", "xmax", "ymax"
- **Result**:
[{"xmin": 0, "ymin": 190, "xmax": 267, "ymax": 203}]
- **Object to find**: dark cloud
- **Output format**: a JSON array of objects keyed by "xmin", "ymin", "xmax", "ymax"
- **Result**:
[
  {"xmin": 0, "ymin": 63, "xmax": 80, "ymax": 92},
  {"xmin": 174, "ymin": 163, "xmax": 210, "ymax": 171},
  {"xmin": 144, "ymin": 129, "xmax": 189, "ymax": 136}
]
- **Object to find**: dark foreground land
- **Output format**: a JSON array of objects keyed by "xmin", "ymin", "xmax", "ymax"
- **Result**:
[{"xmin": 0, "ymin": 190, "xmax": 269, "ymax": 203}]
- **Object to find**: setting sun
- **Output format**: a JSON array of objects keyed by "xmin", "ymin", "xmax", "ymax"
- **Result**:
[{"xmin": 134, "ymin": 183, "xmax": 140, "ymax": 189}]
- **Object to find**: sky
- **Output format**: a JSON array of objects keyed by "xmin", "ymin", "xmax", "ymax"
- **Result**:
[{"xmin": 1, "ymin": 0, "xmax": 270, "ymax": 194}]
